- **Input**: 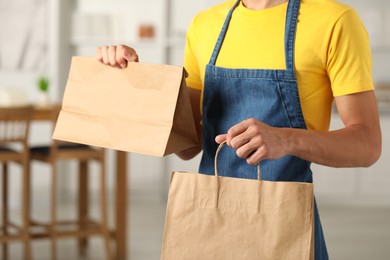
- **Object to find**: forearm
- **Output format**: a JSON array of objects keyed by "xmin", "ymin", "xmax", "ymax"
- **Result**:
[
  {"xmin": 218, "ymin": 91, "xmax": 382, "ymax": 167},
  {"xmin": 284, "ymin": 124, "xmax": 381, "ymax": 168}
]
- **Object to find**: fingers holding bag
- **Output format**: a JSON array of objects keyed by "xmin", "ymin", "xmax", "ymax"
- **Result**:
[{"xmin": 96, "ymin": 44, "xmax": 139, "ymax": 68}]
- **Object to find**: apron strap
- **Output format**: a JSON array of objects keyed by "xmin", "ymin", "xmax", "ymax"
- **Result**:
[
  {"xmin": 208, "ymin": 0, "xmax": 241, "ymax": 65},
  {"xmin": 284, "ymin": 0, "xmax": 301, "ymax": 72},
  {"xmin": 208, "ymin": 0, "xmax": 301, "ymax": 73}
]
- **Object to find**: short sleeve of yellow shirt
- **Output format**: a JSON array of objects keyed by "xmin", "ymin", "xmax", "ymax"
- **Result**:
[{"xmin": 184, "ymin": 0, "xmax": 374, "ymax": 131}]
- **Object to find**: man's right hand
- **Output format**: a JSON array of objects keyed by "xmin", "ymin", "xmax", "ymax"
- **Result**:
[{"xmin": 96, "ymin": 45, "xmax": 139, "ymax": 68}]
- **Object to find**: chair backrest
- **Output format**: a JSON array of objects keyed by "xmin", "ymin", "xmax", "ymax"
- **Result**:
[{"xmin": 0, "ymin": 106, "xmax": 33, "ymax": 148}]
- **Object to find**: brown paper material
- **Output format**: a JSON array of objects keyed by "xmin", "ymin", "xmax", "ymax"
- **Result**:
[
  {"xmin": 53, "ymin": 56, "xmax": 199, "ymax": 156},
  {"xmin": 161, "ymin": 143, "xmax": 314, "ymax": 259}
]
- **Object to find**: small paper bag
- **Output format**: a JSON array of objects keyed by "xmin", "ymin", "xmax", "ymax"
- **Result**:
[
  {"xmin": 161, "ymin": 142, "xmax": 315, "ymax": 259},
  {"xmin": 53, "ymin": 56, "xmax": 198, "ymax": 156}
]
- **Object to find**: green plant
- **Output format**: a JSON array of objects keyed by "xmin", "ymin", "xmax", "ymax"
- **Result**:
[{"xmin": 37, "ymin": 77, "xmax": 49, "ymax": 92}]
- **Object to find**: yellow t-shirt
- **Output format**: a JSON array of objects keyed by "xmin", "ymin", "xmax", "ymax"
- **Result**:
[{"xmin": 184, "ymin": 0, "xmax": 374, "ymax": 131}]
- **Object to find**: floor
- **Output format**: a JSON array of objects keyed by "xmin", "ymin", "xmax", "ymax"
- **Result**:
[{"xmin": 3, "ymin": 190, "xmax": 390, "ymax": 260}]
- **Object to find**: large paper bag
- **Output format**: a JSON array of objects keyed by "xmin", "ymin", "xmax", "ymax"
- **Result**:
[
  {"xmin": 161, "ymin": 142, "xmax": 314, "ymax": 260},
  {"xmin": 53, "ymin": 56, "xmax": 198, "ymax": 157}
]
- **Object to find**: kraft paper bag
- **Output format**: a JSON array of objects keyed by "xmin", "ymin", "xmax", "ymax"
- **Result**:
[
  {"xmin": 161, "ymin": 142, "xmax": 314, "ymax": 260},
  {"xmin": 53, "ymin": 56, "xmax": 199, "ymax": 157}
]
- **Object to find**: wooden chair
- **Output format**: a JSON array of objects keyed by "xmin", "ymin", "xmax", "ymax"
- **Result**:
[
  {"xmin": 29, "ymin": 105, "xmax": 112, "ymax": 260},
  {"xmin": 0, "ymin": 105, "xmax": 33, "ymax": 260}
]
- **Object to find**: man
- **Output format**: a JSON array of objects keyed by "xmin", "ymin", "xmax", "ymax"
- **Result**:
[{"xmin": 97, "ymin": 0, "xmax": 382, "ymax": 258}]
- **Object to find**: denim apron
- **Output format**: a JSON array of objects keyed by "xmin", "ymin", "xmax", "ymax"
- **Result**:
[{"xmin": 198, "ymin": 0, "xmax": 329, "ymax": 258}]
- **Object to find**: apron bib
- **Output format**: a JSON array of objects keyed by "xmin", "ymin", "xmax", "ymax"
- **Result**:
[{"xmin": 199, "ymin": 0, "xmax": 329, "ymax": 258}]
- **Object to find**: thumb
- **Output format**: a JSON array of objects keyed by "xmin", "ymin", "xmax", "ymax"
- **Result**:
[
  {"xmin": 124, "ymin": 48, "xmax": 139, "ymax": 62},
  {"xmin": 215, "ymin": 134, "xmax": 227, "ymax": 144}
]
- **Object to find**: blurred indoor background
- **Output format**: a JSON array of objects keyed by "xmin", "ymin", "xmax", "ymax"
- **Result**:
[{"xmin": 1, "ymin": 0, "xmax": 389, "ymax": 259}]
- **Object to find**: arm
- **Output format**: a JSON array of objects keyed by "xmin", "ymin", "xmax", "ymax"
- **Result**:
[
  {"xmin": 216, "ymin": 90, "xmax": 381, "ymax": 168},
  {"xmin": 175, "ymin": 88, "xmax": 203, "ymax": 160}
]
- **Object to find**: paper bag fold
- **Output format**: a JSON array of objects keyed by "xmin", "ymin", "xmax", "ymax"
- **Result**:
[{"xmin": 53, "ymin": 56, "xmax": 199, "ymax": 156}]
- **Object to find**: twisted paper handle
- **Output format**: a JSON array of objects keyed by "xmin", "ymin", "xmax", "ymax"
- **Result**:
[{"xmin": 214, "ymin": 141, "xmax": 261, "ymax": 181}]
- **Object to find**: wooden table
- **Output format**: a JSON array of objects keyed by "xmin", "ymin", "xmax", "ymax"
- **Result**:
[{"xmin": 32, "ymin": 104, "xmax": 128, "ymax": 259}]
